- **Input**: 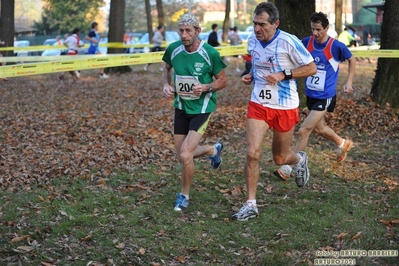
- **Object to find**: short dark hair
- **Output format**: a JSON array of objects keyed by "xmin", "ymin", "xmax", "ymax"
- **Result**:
[
  {"xmin": 91, "ymin": 22, "xmax": 98, "ymax": 29},
  {"xmin": 254, "ymin": 2, "xmax": 279, "ymax": 24},
  {"xmin": 157, "ymin": 25, "xmax": 164, "ymax": 30},
  {"xmin": 73, "ymin": 28, "xmax": 80, "ymax": 34},
  {"xmin": 310, "ymin": 12, "xmax": 329, "ymax": 29},
  {"xmin": 212, "ymin": 24, "xmax": 218, "ymax": 30}
]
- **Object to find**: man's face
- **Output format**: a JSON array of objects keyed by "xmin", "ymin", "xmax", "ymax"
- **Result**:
[
  {"xmin": 311, "ymin": 22, "xmax": 328, "ymax": 43},
  {"xmin": 253, "ymin": 12, "xmax": 279, "ymax": 42},
  {"xmin": 178, "ymin": 25, "xmax": 200, "ymax": 47}
]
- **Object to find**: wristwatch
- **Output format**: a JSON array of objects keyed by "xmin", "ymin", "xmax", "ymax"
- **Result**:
[
  {"xmin": 208, "ymin": 84, "xmax": 213, "ymax": 93},
  {"xmin": 283, "ymin": 69, "xmax": 292, "ymax": 80}
]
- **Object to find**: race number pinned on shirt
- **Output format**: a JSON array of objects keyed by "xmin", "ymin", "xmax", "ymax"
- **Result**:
[
  {"xmin": 306, "ymin": 70, "xmax": 326, "ymax": 91},
  {"xmin": 175, "ymin": 75, "xmax": 200, "ymax": 100}
]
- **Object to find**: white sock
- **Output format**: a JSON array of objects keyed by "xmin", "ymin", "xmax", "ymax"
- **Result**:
[
  {"xmin": 246, "ymin": 199, "xmax": 256, "ymax": 206},
  {"xmin": 212, "ymin": 146, "xmax": 217, "ymax": 156},
  {"xmin": 181, "ymin": 193, "xmax": 189, "ymax": 200}
]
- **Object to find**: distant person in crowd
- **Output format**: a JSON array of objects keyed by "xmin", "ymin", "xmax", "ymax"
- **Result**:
[
  {"xmin": 359, "ymin": 25, "xmax": 371, "ymax": 46},
  {"xmin": 54, "ymin": 35, "xmax": 67, "ymax": 56},
  {"xmin": 85, "ymin": 22, "xmax": 109, "ymax": 79},
  {"xmin": 227, "ymin": 26, "xmax": 242, "ymax": 72},
  {"xmin": 123, "ymin": 31, "xmax": 129, "ymax": 53},
  {"xmin": 338, "ymin": 27, "xmax": 354, "ymax": 47},
  {"xmin": 241, "ymin": 53, "xmax": 252, "ymax": 77},
  {"xmin": 59, "ymin": 28, "xmax": 84, "ymax": 80},
  {"xmin": 162, "ymin": 13, "xmax": 227, "ymax": 212},
  {"xmin": 274, "ymin": 12, "xmax": 356, "ymax": 181},
  {"xmin": 358, "ymin": 25, "xmax": 372, "ymax": 63},
  {"xmin": 207, "ymin": 23, "xmax": 220, "ymax": 47},
  {"xmin": 143, "ymin": 25, "xmax": 165, "ymax": 72},
  {"xmin": 347, "ymin": 25, "xmax": 359, "ymax": 47},
  {"xmin": 55, "ymin": 35, "xmax": 63, "ymax": 46}
]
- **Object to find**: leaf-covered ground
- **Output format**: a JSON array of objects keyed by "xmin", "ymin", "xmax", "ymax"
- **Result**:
[{"xmin": 0, "ymin": 60, "xmax": 398, "ymax": 191}]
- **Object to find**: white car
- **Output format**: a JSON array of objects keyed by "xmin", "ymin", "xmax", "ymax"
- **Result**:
[
  {"xmin": 41, "ymin": 38, "xmax": 63, "ymax": 56},
  {"xmin": 13, "ymin": 40, "xmax": 31, "ymax": 57},
  {"xmin": 238, "ymin": 31, "xmax": 252, "ymax": 42}
]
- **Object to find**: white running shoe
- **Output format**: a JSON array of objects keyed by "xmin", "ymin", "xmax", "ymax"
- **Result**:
[
  {"xmin": 100, "ymin": 73, "xmax": 110, "ymax": 79},
  {"xmin": 294, "ymin": 151, "xmax": 309, "ymax": 187},
  {"xmin": 337, "ymin": 139, "xmax": 354, "ymax": 162},
  {"xmin": 231, "ymin": 202, "xmax": 259, "ymax": 221}
]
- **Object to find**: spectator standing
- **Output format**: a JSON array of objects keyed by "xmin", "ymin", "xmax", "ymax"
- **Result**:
[
  {"xmin": 273, "ymin": 12, "xmax": 356, "ymax": 181},
  {"xmin": 227, "ymin": 26, "xmax": 242, "ymax": 72},
  {"xmin": 55, "ymin": 35, "xmax": 63, "ymax": 46},
  {"xmin": 143, "ymin": 25, "xmax": 165, "ymax": 72},
  {"xmin": 338, "ymin": 28, "xmax": 354, "ymax": 47},
  {"xmin": 162, "ymin": 14, "xmax": 228, "ymax": 212},
  {"xmin": 359, "ymin": 25, "xmax": 371, "ymax": 46},
  {"xmin": 85, "ymin": 22, "xmax": 109, "ymax": 79},
  {"xmin": 207, "ymin": 24, "xmax": 220, "ymax": 47},
  {"xmin": 53, "ymin": 35, "xmax": 67, "ymax": 56},
  {"xmin": 231, "ymin": 2, "xmax": 317, "ymax": 221}
]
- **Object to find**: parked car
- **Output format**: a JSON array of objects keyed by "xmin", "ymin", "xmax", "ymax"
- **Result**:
[
  {"xmin": 245, "ymin": 25, "xmax": 254, "ymax": 32},
  {"xmin": 131, "ymin": 31, "xmax": 180, "ymax": 53},
  {"xmin": 238, "ymin": 31, "xmax": 252, "ymax": 42},
  {"xmin": 41, "ymin": 38, "xmax": 62, "ymax": 56},
  {"xmin": 13, "ymin": 40, "xmax": 31, "ymax": 57},
  {"xmin": 198, "ymin": 31, "xmax": 210, "ymax": 41},
  {"xmin": 43, "ymin": 38, "xmax": 58, "ymax": 46}
]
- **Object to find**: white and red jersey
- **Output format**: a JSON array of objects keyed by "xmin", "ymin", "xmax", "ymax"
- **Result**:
[
  {"xmin": 247, "ymin": 30, "xmax": 314, "ymax": 110},
  {"xmin": 64, "ymin": 34, "xmax": 81, "ymax": 55}
]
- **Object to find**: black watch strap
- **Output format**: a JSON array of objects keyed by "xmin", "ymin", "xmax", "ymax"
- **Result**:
[{"xmin": 283, "ymin": 69, "xmax": 292, "ymax": 80}]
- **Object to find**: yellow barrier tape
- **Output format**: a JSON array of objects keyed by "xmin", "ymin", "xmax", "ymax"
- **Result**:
[
  {"xmin": 0, "ymin": 53, "xmax": 163, "ymax": 78},
  {"xmin": 0, "ymin": 44, "xmax": 248, "ymax": 63},
  {"xmin": 0, "ymin": 42, "xmax": 159, "ymax": 52},
  {"xmin": 0, "ymin": 45, "xmax": 82, "ymax": 52},
  {"xmin": 1, "ymin": 44, "xmax": 399, "ymax": 79},
  {"xmin": 0, "ymin": 40, "xmax": 233, "ymax": 53}
]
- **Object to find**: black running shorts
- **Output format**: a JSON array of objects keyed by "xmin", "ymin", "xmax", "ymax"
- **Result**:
[
  {"xmin": 307, "ymin": 95, "xmax": 336, "ymax": 112},
  {"xmin": 174, "ymin": 109, "xmax": 212, "ymax": 135}
]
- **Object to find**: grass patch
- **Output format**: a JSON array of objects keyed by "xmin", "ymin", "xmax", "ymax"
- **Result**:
[{"xmin": 1, "ymin": 149, "xmax": 398, "ymax": 265}]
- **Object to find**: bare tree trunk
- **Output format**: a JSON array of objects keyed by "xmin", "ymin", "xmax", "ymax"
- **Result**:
[
  {"xmin": 275, "ymin": 0, "xmax": 314, "ymax": 39},
  {"xmin": 370, "ymin": 0, "xmax": 399, "ymax": 108},
  {"xmin": 222, "ymin": 0, "xmax": 231, "ymax": 42},
  {"xmin": 156, "ymin": 0, "xmax": 164, "ymax": 27},
  {"xmin": 145, "ymin": 0, "xmax": 153, "ymax": 43},
  {"xmin": 0, "ymin": 0, "xmax": 15, "ymax": 57},
  {"xmin": 335, "ymin": 0, "xmax": 343, "ymax": 36},
  {"xmin": 275, "ymin": 0, "xmax": 315, "ymax": 106},
  {"xmin": 108, "ymin": 0, "xmax": 131, "ymax": 73}
]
